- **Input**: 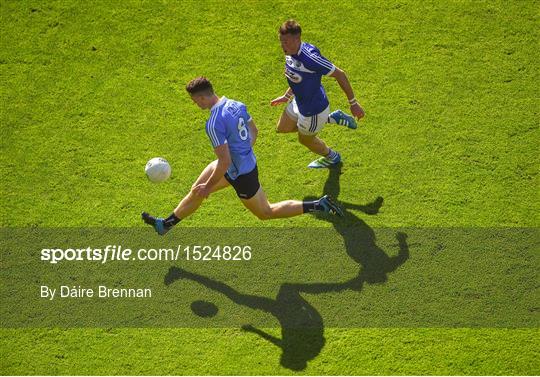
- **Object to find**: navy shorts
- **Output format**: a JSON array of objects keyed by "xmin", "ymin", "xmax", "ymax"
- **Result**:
[{"xmin": 225, "ymin": 166, "xmax": 260, "ymax": 199}]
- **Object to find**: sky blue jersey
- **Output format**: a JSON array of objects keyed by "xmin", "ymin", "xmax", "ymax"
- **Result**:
[
  {"xmin": 284, "ymin": 42, "xmax": 336, "ymax": 116},
  {"xmin": 205, "ymin": 97, "xmax": 256, "ymax": 180}
]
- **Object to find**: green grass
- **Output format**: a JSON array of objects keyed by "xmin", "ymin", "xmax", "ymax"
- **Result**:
[
  {"xmin": 1, "ymin": 0, "xmax": 539, "ymax": 375},
  {"xmin": 2, "ymin": 328, "xmax": 539, "ymax": 375}
]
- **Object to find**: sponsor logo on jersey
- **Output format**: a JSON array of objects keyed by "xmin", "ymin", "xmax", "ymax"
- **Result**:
[
  {"xmin": 284, "ymin": 68, "xmax": 302, "ymax": 83},
  {"xmin": 285, "ymin": 56, "xmax": 315, "ymax": 73}
]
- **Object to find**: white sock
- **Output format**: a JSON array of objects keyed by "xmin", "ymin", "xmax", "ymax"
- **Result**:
[{"xmin": 326, "ymin": 149, "xmax": 339, "ymax": 160}]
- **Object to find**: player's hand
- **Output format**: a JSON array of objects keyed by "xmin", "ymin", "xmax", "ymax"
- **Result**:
[
  {"xmin": 193, "ymin": 183, "xmax": 211, "ymax": 198},
  {"xmin": 270, "ymin": 96, "xmax": 289, "ymax": 106},
  {"xmin": 350, "ymin": 103, "xmax": 365, "ymax": 119}
]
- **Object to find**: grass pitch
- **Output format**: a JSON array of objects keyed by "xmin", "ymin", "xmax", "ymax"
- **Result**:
[{"xmin": 1, "ymin": 0, "xmax": 539, "ymax": 375}]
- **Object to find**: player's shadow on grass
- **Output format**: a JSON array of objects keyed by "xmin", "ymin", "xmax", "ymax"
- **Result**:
[
  {"xmin": 164, "ymin": 164, "xmax": 409, "ymax": 371},
  {"xmin": 165, "ymin": 267, "xmax": 324, "ymax": 371},
  {"xmin": 230, "ymin": 166, "xmax": 409, "ymax": 370},
  {"xmin": 302, "ymin": 163, "xmax": 410, "ymax": 292}
]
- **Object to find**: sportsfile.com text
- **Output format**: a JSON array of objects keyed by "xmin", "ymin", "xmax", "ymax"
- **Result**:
[{"xmin": 40, "ymin": 245, "xmax": 252, "ymax": 264}]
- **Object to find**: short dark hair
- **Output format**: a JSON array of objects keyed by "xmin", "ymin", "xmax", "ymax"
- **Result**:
[
  {"xmin": 186, "ymin": 77, "xmax": 214, "ymax": 96},
  {"xmin": 279, "ymin": 19, "xmax": 301, "ymax": 36}
]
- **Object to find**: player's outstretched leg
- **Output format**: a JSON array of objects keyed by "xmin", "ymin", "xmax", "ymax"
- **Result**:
[
  {"xmin": 328, "ymin": 109, "xmax": 357, "ymax": 129},
  {"xmin": 240, "ymin": 187, "xmax": 343, "ymax": 219},
  {"xmin": 142, "ymin": 160, "xmax": 230, "ymax": 235}
]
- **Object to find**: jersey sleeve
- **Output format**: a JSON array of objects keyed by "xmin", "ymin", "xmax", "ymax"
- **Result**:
[
  {"xmin": 302, "ymin": 47, "xmax": 336, "ymax": 76},
  {"xmin": 205, "ymin": 115, "xmax": 227, "ymax": 148},
  {"xmin": 242, "ymin": 104, "xmax": 253, "ymax": 122}
]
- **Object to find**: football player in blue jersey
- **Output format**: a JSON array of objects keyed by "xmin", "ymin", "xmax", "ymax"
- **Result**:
[
  {"xmin": 271, "ymin": 19, "xmax": 365, "ymax": 168},
  {"xmin": 142, "ymin": 77, "xmax": 343, "ymax": 235}
]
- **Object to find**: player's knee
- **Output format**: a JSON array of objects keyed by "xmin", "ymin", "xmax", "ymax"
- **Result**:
[
  {"xmin": 255, "ymin": 208, "xmax": 273, "ymax": 220},
  {"xmin": 189, "ymin": 183, "xmax": 200, "ymax": 193},
  {"xmin": 188, "ymin": 186, "xmax": 202, "ymax": 200},
  {"xmin": 255, "ymin": 212, "xmax": 270, "ymax": 220},
  {"xmin": 276, "ymin": 123, "xmax": 289, "ymax": 133},
  {"xmin": 298, "ymin": 135, "xmax": 314, "ymax": 146}
]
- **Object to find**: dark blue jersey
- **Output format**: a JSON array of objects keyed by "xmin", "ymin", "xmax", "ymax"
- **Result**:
[{"xmin": 284, "ymin": 42, "xmax": 336, "ymax": 116}]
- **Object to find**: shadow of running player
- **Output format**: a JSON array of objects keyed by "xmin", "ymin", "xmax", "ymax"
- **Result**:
[
  {"xmin": 237, "ymin": 166, "xmax": 410, "ymax": 365},
  {"xmin": 297, "ymin": 163, "xmax": 410, "ymax": 293},
  {"xmin": 164, "ymin": 164, "xmax": 410, "ymax": 370},
  {"xmin": 165, "ymin": 267, "xmax": 324, "ymax": 371},
  {"xmin": 232, "ymin": 166, "xmax": 409, "ymax": 369}
]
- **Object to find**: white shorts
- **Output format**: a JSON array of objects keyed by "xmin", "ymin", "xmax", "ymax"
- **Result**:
[{"xmin": 286, "ymin": 98, "xmax": 330, "ymax": 135}]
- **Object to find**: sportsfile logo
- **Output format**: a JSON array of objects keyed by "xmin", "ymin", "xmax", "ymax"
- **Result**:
[
  {"xmin": 41, "ymin": 245, "xmax": 166, "ymax": 264},
  {"xmin": 40, "ymin": 245, "xmax": 252, "ymax": 264}
]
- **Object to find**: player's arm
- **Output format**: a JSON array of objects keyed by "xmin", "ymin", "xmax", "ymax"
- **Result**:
[
  {"xmin": 248, "ymin": 119, "xmax": 258, "ymax": 146},
  {"xmin": 329, "ymin": 67, "xmax": 365, "ymax": 119},
  {"xmin": 270, "ymin": 88, "xmax": 294, "ymax": 106}
]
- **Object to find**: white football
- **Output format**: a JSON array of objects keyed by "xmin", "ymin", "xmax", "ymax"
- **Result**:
[{"xmin": 145, "ymin": 157, "xmax": 171, "ymax": 183}]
